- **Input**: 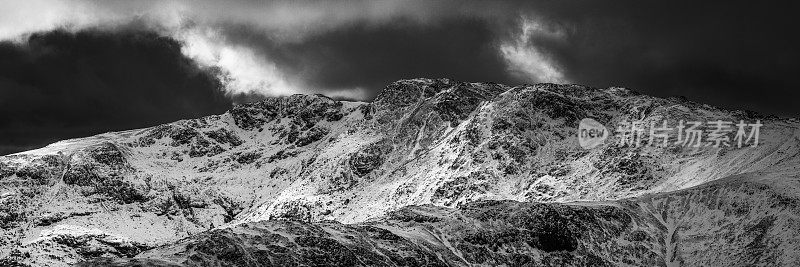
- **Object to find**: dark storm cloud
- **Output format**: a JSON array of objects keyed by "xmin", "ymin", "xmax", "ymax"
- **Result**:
[
  {"xmin": 0, "ymin": 28, "xmax": 232, "ymax": 155},
  {"xmin": 1, "ymin": 0, "xmax": 799, "ymax": 155},
  {"xmin": 219, "ymin": 18, "xmax": 520, "ymax": 98},
  {"xmin": 192, "ymin": 0, "xmax": 799, "ymax": 116},
  {"xmin": 515, "ymin": 0, "xmax": 800, "ymax": 116}
]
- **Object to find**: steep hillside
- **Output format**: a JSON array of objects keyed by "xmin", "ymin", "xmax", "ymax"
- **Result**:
[{"xmin": 2, "ymin": 78, "xmax": 799, "ymax": 266}]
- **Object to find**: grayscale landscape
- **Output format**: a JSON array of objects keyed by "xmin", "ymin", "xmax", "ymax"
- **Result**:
[{"xmin": 2, "ymin": 1, "xmax": 799, "ymax": 266}]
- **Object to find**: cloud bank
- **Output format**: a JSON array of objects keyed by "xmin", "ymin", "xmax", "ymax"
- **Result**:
[{"xmin": 1, "ymin": 0, "xmax": 798, "ymax": 155}]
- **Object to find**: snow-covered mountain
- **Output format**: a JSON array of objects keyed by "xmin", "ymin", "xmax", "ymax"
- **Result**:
[{"xmin": 2, "ymin": 78, "xmax": 799, "ymax": 266}]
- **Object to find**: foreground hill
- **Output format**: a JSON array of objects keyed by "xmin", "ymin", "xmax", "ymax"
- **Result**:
[
  {"xmin": 2, "ymin": 78, "xmax": 799, "ymax": 266},
  {"xmin": 83, "ymin": 172, "xmax": 800, "ymax": 266}
]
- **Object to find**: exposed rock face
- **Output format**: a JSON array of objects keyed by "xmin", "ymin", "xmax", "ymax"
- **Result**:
[{"xmin": 2, "ymin": 78, "xmax": 800, "ymax": 266}]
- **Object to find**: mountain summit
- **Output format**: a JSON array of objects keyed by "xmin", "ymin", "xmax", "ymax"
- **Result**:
[{"xmin": 2, "ymin": 79, "xmax": 800, "ymax": 266}]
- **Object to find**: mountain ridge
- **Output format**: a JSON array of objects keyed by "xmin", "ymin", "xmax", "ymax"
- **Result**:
[{"xmin": 2, "ymin": 78, "xmax": 800, "ymax": 266}]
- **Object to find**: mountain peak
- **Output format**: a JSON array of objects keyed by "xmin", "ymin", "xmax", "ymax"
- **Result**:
[
  {"xmin": 372, "ymin": 78, "xmax": 511, "ymax": 109},
  {"xmin": 373, "ymin": 78, "xmax": 454, "ymax": 107}
]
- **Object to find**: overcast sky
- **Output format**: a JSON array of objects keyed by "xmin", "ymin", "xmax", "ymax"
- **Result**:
[{"xmin": 1, "ymin": 0, "xmax": 798, "ymax": 155}]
